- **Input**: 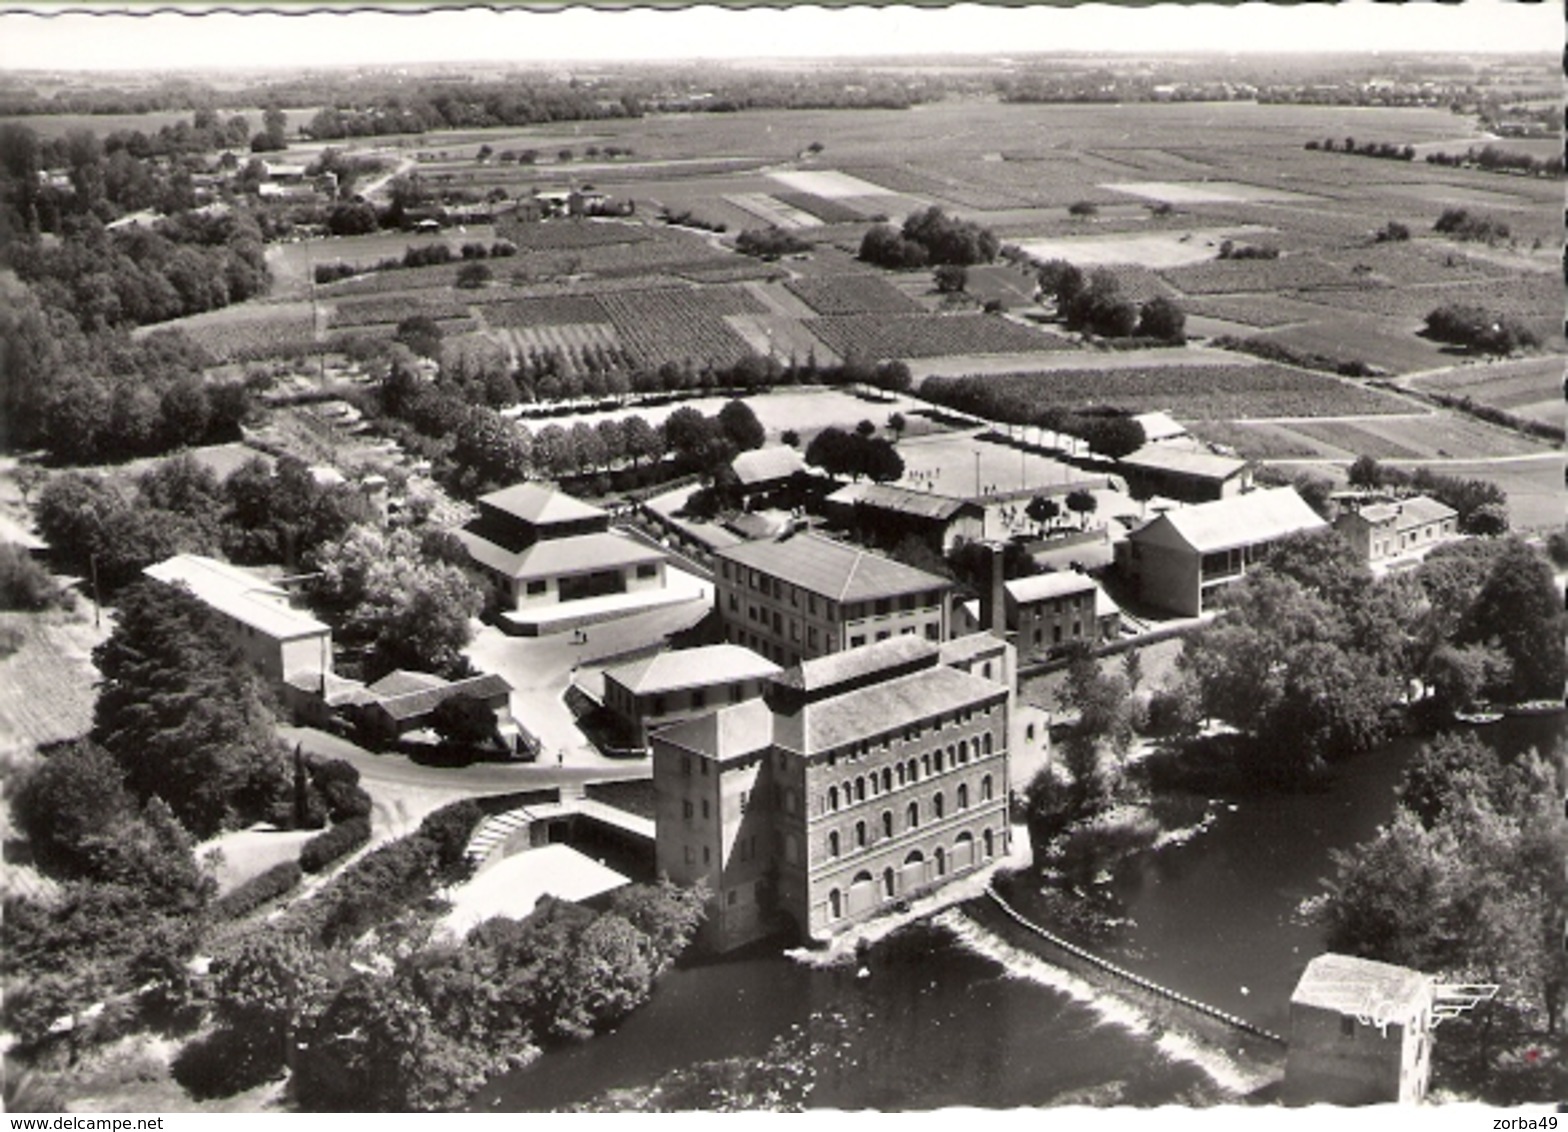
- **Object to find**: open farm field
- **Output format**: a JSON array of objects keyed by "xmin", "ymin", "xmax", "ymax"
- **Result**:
[
  {"xmin": 1404, "ymin": 357, "xmax": 1565, "ymax": 428},
  {"xmin": 1180, "ymin": 293, "xmax": 1327, "ymax": 328},
  {"xmin": 0, "ymin": 611, "xmax": 108, "ymax": 757},
  {"xmin": 675, "ymin": 260, "xmax": 790, "ymax": 285},
  {"xmin": 1104, "ymin": 180, "xmax": 1324, "ymax": 205},
  {"xmin": 1013, "ymin": 226, "xmax": 1274, "ymax": 269},
  {"xmin": 938, "ymin": 363, "xmax": 1413, "ymax": 420},
  {"xmin": 597, "ymin": 286, "xmax": 764, "ymax": 368},
  {"xmin": 483, "ymin": 294, "xmax": 609, "ymax": 327},
  {"xmin": 1181, "ymin": 421, "xmax": 1333, "ymax": 460},
  {"xmin": 1249, "ymin": 312, "xmax": 1458, "ymax": 375},
  {"xmin": 724, "ymin": 313, "xmax": 840, "ymax": 365},
  {"xmin": 1283, "ymin": 412, "xmax": 1553, "ymax": 460},
  {"xmin": 1363, "ymin": 180, "xmax": 1543, "ymax": 211},
  {"xmin": 807, "ymin": 312, "xmax": 1071, "ymax": 360},
  {"xmin": 1293, "ymin": 272, "xmax": 1562, "ymax": 325},
  {"xmin": 1315, "ymin": 240, "xmax": 1515, "ymax": 285},
  {"xmin": 909, "ymin": 344, "xmax": 1248, "ymax": 381},
  {"xmin": 770, "ymin": 190, "xmax": 867, "ymax": 224},
  {"xmin": 137, "ymin": 300, "xmax": 318, "ymax": 362},
  {"xmin": 786, "ymin": 272, "xmax": 927, "ymax": 315},
  {"xmin": 500, "ymin": 323, "xmax": 623, "ymax": 357},
  {"xmin": 963, "ymin": 264, "xmax": 1041, "ymax": 307},
  {"xmin": 724, "ymin": 192, "xmax": 823, "ymax": 229},
  {"xmin": 494, "ymin": 218, "xmax": 654, "ymax": 249},
  {"xmin": 329, "ymin": 294, "xmax": 474, "ymax": 328},
  {"xmin": 1161, "ymin": 253, "xmax": 1379, "ymax": 295}
]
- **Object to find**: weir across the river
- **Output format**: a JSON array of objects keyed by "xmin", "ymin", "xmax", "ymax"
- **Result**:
[{"xmin": 985, "ymin": 882, "xmax": 1288, "ymax": 1047}]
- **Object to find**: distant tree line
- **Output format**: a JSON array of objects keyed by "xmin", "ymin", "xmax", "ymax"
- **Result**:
[
  {"xmin": 1305, "ymin": 136, "xmax": 1416, "ymax": 161},
  {"xmin": 1425, "ymin": 143, "xmax": 1562, "ymax": 178},
  {"xmin": 919, "ymin": 374, "xmax": 1150, "ymax": 457}
]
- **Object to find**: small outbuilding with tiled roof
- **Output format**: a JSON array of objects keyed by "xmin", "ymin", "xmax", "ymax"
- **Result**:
[
  {"xmin": 1284, "ymin": 952, "xmax": 1436, "ymax": 1106},
  {"xmin": 601, "ymin": 644, "xmax": 782, "ymax": 747}
]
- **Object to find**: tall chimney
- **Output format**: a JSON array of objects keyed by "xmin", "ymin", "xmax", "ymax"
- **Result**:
[{"xmin": 977, "ymin": 541, "xmax": 1007, "ymax": 636}]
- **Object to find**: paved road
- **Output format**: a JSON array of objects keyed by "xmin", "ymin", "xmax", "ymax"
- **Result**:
[{"xmin": 280, "ymin": 726, "xmax": 648, "ymax": 794}]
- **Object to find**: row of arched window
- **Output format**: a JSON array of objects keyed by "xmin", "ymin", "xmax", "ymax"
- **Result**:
[
  {"xmin": 824, "ymin": 828, "xmax": 998, "ymax": 920},
  {"xmin": 825, "ymin": 776, "xmax": 994, "ymax": 858},
  {"xmin": 823, "ymin": 732, "xmax": 995, "ymax": 815}
]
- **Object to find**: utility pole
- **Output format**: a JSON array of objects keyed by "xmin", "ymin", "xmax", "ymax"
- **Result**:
[{"xmin": 89, "ymin": 552, "xmax": 100, "ymax": 629}]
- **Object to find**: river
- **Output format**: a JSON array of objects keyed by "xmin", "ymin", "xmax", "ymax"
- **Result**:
[{"xmin": 475, "ymin": 714, "xmax": 1565, "ymax": 1110}]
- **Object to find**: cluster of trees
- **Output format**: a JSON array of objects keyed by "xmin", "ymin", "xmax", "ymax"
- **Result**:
[
  {"xmin": 1215, "ymin": 240, "xmax": 1279, "ymax": 261},
  {"xmin": 860, "ymin": 207, "xmax": 1000, "ymax": 269},
  {"xmin": 1434, "ymin": 207, "xmax": 1511, "ymax": 245},
  {"xmin": 34, "ymin": 453, "xmax": 373, "ymax": 594},
  {"xmin": 803, "ymin": 422, "xmax": 905, "ymax": 484},
  {"xmin": 182, "ymin": 792, "xmax": 708, "ymax": 1114},
  {"xmin": 3, "ymin": 576, "xmax": 304, "ymax": 1049},
  {"xmin": 306, "ymin": 524, "xmax": 484, "ymax": 682},
  {"xmin": 9, "ymin": 211, "xmax": 269, "ymax": 332},
  {"xmin": 289, "ymin": 882, "xmax": 707, "ymax": 1110},
  {"xmin": 1422, "ymin": 303, "xmax": 1540, "ymax": 356},
  {"xmin": 0, "ymin": 542, "xmax": 68, "ymax": 613},
  {"xmin": 2, "ymin": 301, "xmax": 249, "ymax": 463},
  {"xmin": 1305, "ymin": 137, "xmax": 1416, "ymax": 161},
  {"xmin": 1315, "ymin": 731, "xmax": 1567, "ymax": 1069},
  {"xmin": 1374, "ymin": 219, "xmax": 1411, "ymax": 243},
  {"xmin": 1348, "ymin": 455, "xmax": 1511, "ymax": 535},
  {"xmin": 1035, "ymin": 261, "xmax": 1186, "ymax": 342},
  {"xmin": 1174, "ymin": 532, "xmax": 1564, "ymax": 781},
  {"xmin": 734, "ymin": 227, "xmax": 812, "ymax": 259},
  {"xmin": 1425, "ymin": 144, "xmax": 1562, "ymax": 178}
]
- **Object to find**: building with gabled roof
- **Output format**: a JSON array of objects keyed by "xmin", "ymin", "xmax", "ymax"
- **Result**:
[
  {"xmin": 1284, "ymin": 953, "xmax": 1436, "ymax": 1106},
  {"xmin": 731, "ymin": 445, "xmax": 807, "ymax": 494},
  {"xmin": 1003, "ymin": 571, "xmax": 1122, "ymax": 661},
  {"xmin": 144, "ymin": 554, "xmax": 331, "ymax": 684},
  {"xmin": 457, "ymin": 482, "xmax": 670, "ymax": 632},
  {"xmin": 1118, "ymin": 444, "xmax": 1252, "ymax": 503},
  {"xmin": 1333, "ymin": 495, "xmax": 1457, "ymax": 565},
  {"xmin": 1131, "ymin": 410, "xmax": 1188, "ymax": 444},
  {"xmin": 1118, "ymin": 487, "xmax": 1328, "ymax": 616},
  {"xmin": 652, "ymin": 634, "xmax": 1011, "ymax": 953},
  {"xmin": 353, "ymin": 670, "xmax": 516, "ymax": 748},
  {"xmin": 823, "ymin": 482, "xmax": 984, "ymax": 554},
  {"xmin": 602, "ymin": 644, "xmax": 782, "ymax": 747},
  {"xmin": 714, "ymin": 531, "xmax": 953, "ymax": 666}
]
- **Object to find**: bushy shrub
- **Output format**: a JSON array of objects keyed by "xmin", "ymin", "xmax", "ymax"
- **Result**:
[
  {"xmin": 300, "ymin": 817, "xmax": 371, "ymax": 874},
  {"xmin": 210, "ymin": 860, "xmax": 303, "ymax": 920}
]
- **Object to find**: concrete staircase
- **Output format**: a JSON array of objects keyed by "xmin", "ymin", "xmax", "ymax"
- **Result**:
[{"xmin": 463, "ymin": 808, "xmax": 534, "ymax": 869}]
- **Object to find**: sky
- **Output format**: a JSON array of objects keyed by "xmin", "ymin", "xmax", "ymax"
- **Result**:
[{"xmin": 0, "ymin": 0, "xmax": 1555, "ymax": 72}]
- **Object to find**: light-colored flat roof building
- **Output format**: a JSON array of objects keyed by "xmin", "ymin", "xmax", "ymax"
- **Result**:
[{"xmin": 144, "ymin": 554, "xmax": 330, "ymax": 684}]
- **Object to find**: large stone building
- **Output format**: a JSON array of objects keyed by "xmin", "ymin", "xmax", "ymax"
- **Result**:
[
  {"xmin": 1117, "ymin": 487, "xmax": 1328, "ymax": 616},
  {"xmin": 714, "ymin": 531, "xmax": 953, "ymax": 666},
  {"xmin": 144, "ymin": 554, "xmax": 331, "ymax": 685},
  {"xmin": 1333, "ymin": 495, "xmax": 1457, "ymax": 565},
  {"xmin": 1284, "ymin": 953, "xmax": 1436, "ymax": 1106},
  {"xmin": 651, "ymin": 635, "xmax": 1011, "ymax": 953},
  {"xmin": 456, "ymin": 482, "xmax": 669, "ymax": 633}
]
